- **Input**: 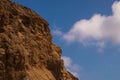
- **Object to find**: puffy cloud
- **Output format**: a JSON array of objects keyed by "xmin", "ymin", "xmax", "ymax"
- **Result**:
[
  {"xmin": 62, "ymin": 56, "xmax": 80, "ymax": 78},
  {"xmin": 63, "ymin": 1, "xmax": 120, "ymax": 46}
]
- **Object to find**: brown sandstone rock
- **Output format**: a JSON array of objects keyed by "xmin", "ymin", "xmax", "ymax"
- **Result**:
[{"xmin": 0, "ymin": 0, "xmax": 79, "ymax": 80}]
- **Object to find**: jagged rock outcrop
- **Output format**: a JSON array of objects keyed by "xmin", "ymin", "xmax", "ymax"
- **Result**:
[{"xmin": 0, "ymin": 0, "xmax": 79, "ymax": 80}]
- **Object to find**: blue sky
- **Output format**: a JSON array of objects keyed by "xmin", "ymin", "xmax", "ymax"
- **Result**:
[{"xmin": 13, "ymin": 0, "xmax": 120, "ymax": 80}]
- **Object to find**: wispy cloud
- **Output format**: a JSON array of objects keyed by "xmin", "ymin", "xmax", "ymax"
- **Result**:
[
  {"xmin": 63, "ymin": 1, "xmax": 120, "ymax": 47},
  {"xmin": 62, "ymin": 56, "xmax": 81, "ymax": 78},
  {"xmin": 51, "ymin": 23, "xmax": 63, "ymax": 37},
  {"xmin": 52, "ymin": 29, "xmax": 63, "ymax": 36}
]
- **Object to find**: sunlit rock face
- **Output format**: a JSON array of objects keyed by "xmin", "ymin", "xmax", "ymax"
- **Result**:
[{"xmin": 0, "ymin": 0, "xmax": 78, "ymax": 80}]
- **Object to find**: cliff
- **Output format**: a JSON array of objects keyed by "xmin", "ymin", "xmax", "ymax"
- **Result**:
[{"xmin": 0, "ymin": 0, "xmax": 79, "ymax": 80}]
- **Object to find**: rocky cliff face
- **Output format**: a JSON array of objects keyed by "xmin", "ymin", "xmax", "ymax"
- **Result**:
[{"xmin": 0, "ymin": 0, "xmax": 78, "ymax": 80}]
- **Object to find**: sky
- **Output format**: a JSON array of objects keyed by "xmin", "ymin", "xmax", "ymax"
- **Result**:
[{"xmin": 13, "ymin": 0, "xmax": 120, "ymax": 80}]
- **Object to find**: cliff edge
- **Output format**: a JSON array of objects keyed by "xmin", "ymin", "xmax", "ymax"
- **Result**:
[{"xmin": 0, "ymin": 0, "xmax": 79, "ymax": 80}]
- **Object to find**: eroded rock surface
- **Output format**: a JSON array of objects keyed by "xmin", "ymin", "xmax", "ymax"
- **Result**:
[{"xmin": 0, "ymin": 0, "xmax": 79, "ymax": 80}]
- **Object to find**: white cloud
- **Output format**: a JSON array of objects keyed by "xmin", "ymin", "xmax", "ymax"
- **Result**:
[
  {"xmin": 51, "ymin": 23, "xmax": 63, "ymax": 37},
  {"xmin": 62, "ymin": 56, "xmax": 81, "ymax": 78},
  {"xmin": 63, "ymin": 1, "xmax": 120, "ymax": 46},
  {"xmin": 62, "ymin": 56, "xmax": 72, "ymax": 67},
  {"xmin": 52, "ymin": 29, "xmax": 63, "ymax": 36}
]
